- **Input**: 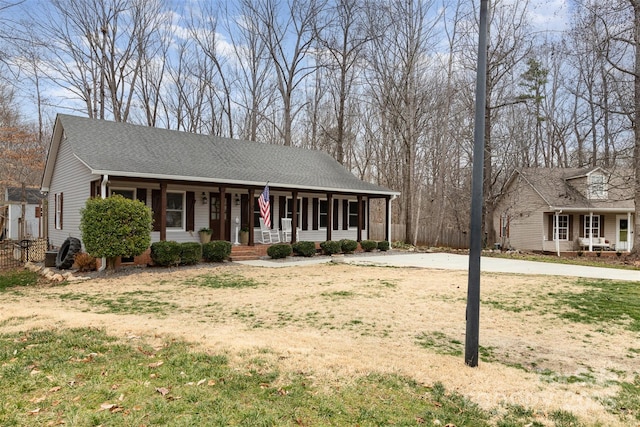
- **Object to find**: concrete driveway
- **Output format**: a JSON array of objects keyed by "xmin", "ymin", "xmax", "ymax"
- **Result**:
[{"xmin": 237, "ymin": 252, "xmax": 640, "ymax": 282}]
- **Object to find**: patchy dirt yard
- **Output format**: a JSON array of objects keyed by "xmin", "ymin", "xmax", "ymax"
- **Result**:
[{"xmin": 1, "ymin": 262, "xmax": 638, "ymax": 425}]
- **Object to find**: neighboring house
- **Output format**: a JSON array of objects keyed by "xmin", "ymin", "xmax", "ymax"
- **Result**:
[
  {"xmin": 41, "ymin": 114, "xmax": 399, "ymax": 260},
  {"xmin": 494, "ymin": 167, "xmax": 635, "ymax": 254},
  {"xmin": 0, "ymin": 187, "xmax": 44, "ymax": 240}
]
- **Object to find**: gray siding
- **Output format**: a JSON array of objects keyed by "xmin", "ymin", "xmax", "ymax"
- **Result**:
[{"xmin": 48, "ymin": 137, "xmax": 93, "ymax": 248}]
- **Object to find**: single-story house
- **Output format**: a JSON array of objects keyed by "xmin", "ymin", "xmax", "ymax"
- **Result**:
[
  {"xmin": 41, "ymin": 114, "xmax": 399, "ymax": 262},
  {"xmin": 0, "ymin": 187, "xmax": 44, "ymax": 240},
  {"xmin": 494, "ymin": 167, "xmax": 635, "ymax": 254}
]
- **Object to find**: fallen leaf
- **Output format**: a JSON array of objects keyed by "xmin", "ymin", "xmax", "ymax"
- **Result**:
[
  {"xmin": 207, "ymin": 380, "xmax": 216, "ymax": 386},
  {"xmin": 30, "ymin": 395, "xmax": 47, "ymax": 404},
  {"xmin": 197, "ymin": 379, "xmax": 207, "ymax": 386},
  {"xmin": 156, "ymin": 387, "xmax": 170, "ymax": 396},
  {"xmin": 148, "ymin": 361, "xmax": 164, "ymax": 368},
  {"xmin": 99, "ymin": 403, "xmax": 117, "ymax": 411},
  {"xmin": 49, "ymin": 386, "xmax": 62, "ymax": 393},
  {"xmin": 28, "ymin": 408, "xmax": 41, "ymax": 415},
  {"xmin": 260, "ymin": 383, "xmax": 270, "ymax": 389}
]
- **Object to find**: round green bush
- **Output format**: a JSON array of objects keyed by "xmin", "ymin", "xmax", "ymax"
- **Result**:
[
  {"xmin": 292, "ymin": 241, "xmax": 316, "ymax": 257},
  {"xmin": 80, "ymin": 195, "xmax": 152, "ymax": 261},
  {"xmin": 377, "ymin": 240, "xmax": 390, "ymax": 252},
  {"xmin": 180, "ymin": 242, "xmax": 202, "ymax": 265},
  {"xmin": 151, "ymin": 241, "xmax": 181, "ymax": 267},
  {"xmin": 360, "ymin": 240, "xmax": 377, "ymax": 252},
  {"xmin": 320, "ymin": 240, "xmax": 342, "ymax": 255},
  {"xmin": 267, "ymin": 243, "xmax": 292, "ymax": 259},
  {"xmin": 340, "ymin": 239, "xmax": 358, "ymax": 254},
  {"xmin": 202, "ymin": 240, "xmax": 232, "ymax": 262}
]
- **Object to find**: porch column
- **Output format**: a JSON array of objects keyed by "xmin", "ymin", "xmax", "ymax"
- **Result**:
[
  {"xmin": 248, "ymin": 188, "xmax": 255, "ymax": 246},
  {"xmin": 160, "ymin": 182, "xmax": 167, "ymax": 241},
  {"xmin": 291, "ymin": 190, "xmax": 298, "ymax": 243},
  {"xmin": 219, "ymin": 186, "xmax": 226, "ymax": 241},
  {"xmin": 628, "ymin": 211, "xmax": 632, "ymax": 253},
  {"xmin": 554, "ymin": 211, "xmax": 560, "ymax": 257},
  {"xmin": 385, "ymin": 196, "xmax": 391, "ymax": 243},
  {"xmin": 588, "ymin": 211, "xmax": 594, "ymax": 252},
  {"xmin": 326, "ymin": 193, "xmax": 333, "ymax": 241},
  {"xmin": 357, "ymin": 195, "xmax": 363, "ymax": 242}
]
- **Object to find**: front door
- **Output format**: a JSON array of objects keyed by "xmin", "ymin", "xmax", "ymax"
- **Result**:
[
  {"xmin": 617, "ymin": 215, "xmax": 630, "ymax": 251},
  {"xmin": 210, "ymin": 193, "xmax": 232, "ymax": 241}
]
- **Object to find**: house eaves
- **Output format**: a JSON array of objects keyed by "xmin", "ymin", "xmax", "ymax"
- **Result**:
[{"xmin": 43, "ymin": 114, "xmax": 400, "ymax": 198}]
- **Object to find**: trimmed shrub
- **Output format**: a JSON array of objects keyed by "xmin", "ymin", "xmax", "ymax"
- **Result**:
[
  {"xmin": 180, "ymin": 242, "xmax": 202, "ymax": 265},
  {"xmin": 203, "ymin": 240, "xmax": 232, "ymax": 262},
  {"xmin": 151, "ymin": 241, "xmax": 181, "ymax": 267},
  {"xmin": 340, "ymin": 239, "xmax": 358, "ymax": 254},
  {"xmin": 377, "ymin": 240, "xmax": 390, "ymax": 252},
  {"xmin": 80, "ymin": 195, "xmax": 152, "ymax": 269},
  {"xmin": 292, "ymin": 241, "xmax": 316, "ymax": 257},
  {"xmin": 74, "ymin": 252, "xmax": 97, "ymax": 272},
  {"xmin": 320, "ymin": 240, "xmax": 342, "ymax": 255},
  {"xmin": 267, "ymin": 243, "xmax": 292, "ymax": 259},
  {"xmin": 360, "ymin": 240, "xmax": 378, "ymax": 252}
]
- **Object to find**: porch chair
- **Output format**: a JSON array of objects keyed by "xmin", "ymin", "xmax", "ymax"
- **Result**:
[
  {"xmin": 281, "ymin": 218, "xmax": 292, "ymax": 242},
  {"xmin": 258, "ymin": 218, "xmax": 272, "ymax": 244}
]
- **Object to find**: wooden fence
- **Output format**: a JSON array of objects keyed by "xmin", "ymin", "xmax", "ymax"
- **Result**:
[{"xmin": 369, "ymin": 223, "xmax": 469, "ymax": 249}]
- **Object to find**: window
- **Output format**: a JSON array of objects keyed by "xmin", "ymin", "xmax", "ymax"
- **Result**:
[
  {"xmin": 584, "ymin": 215, "xmax": 600, "ymax": 238},
  {"xmin": 499, "ymin": 214, "xmax": 510, "ymax": 238},
  {"xmin": 552, "ymin": 214, "xmax": 569, "ymax": 240},
  {"xmin": 319, "ymin": 200, "xmax": 328, "ymax": 228},
  {"xmin": 110, "ymin": 188, "xmax": 135, "ymax": 200},
  {"xmin": 286, "ymin": 198, "xmax": 301, "ymax": 225},
  {"xmin": 348, "ymin": 201, "xmax": 359, "ymax": 228},
  {"xmin": 54, "ymin": 192, "xmax": 63, "ymax": 230},
  {"xmin": 588, "ymin": 174, "xmax": 607, "ymax": 200},
  {"xmin": 166, "ymin": 192, "xmax": 184, "ymax": 229}
]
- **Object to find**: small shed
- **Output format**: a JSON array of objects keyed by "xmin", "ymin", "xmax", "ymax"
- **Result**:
[{"xmin": 1, "ymin": 187, "xmax": 44, "ymax": 240}]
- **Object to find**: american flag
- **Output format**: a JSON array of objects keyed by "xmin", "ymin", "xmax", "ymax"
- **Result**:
[{"xmin": 258, "ymin": 184, "xmax": 271, "ymax": 228}]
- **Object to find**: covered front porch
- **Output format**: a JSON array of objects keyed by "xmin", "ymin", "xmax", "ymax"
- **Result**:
[
  {"xmin": 544, "ymin": 209, "xmax": 634, "ymax": 255},
  {"xmin": 92, "ymin": 177, "xmax": 396, "ymax": 246}
]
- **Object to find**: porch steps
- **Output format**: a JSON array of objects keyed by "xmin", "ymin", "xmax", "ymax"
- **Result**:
[{"xmin": 230, "ymin": 245, "xmax": 268, "ymax": 261}]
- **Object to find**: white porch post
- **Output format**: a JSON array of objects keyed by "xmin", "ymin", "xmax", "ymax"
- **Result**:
[
  {"xmin": 554, "ymin": 211, "xmax": 560, "ymax": 257},
  {"xmin": 588, "ymin": 211, "xmax": 594, "ymax": 252},
  {"xmin": 628, "ymin": 211, "xmax": 632, "ymax": 253}
]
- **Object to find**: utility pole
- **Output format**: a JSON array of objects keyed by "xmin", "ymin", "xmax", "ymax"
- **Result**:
[{"xmin": 465, "ymin": 0, "xmax": 489, "ymax": 367}]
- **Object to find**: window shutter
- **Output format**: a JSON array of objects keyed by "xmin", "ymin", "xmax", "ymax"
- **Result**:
[
  {"xmin": 361, "ymin": 199, "xmax": 367, "ymax": 229},
  {"xmin": 186, "ymin": 191, "xmax": 195, "ymax": 232},
  {"xmin": 547, "ymin": 214, "xmax": 553, "ymax": 240},
  {"xmin": 137, "ymin": 188, "xmax": 147, "ymax": 204},
  {"xmin": 60, "ymin": 193, "xmax": 63, "ymax": 229},
  {"xmin": 600, "ymin": 215, "xmax": 605, "ymax": 236},
  {"xmin": 312, "ymin": 198, "xmax": 319, "ymax": 230},
  {"xmin": 90, "ymin": 182, "xmax": 96, "ymax": 198},
  {"xmin": 35, "ymin": 206, "xmax": 41, "ymax": 218},
  {"xmin": 333, "ymin": 199, "xmax": 339, "ymax": 230},
  {"xmin": 342, "ymin": 200, "xmax": 348, "ymax": 230},
  {"xmin": 152, "ymin": 190, "xmax": 161, "ymax": 231},
  {"xmin": 302, "ymin": 198, "xmax": 309, "ymax": 230}
]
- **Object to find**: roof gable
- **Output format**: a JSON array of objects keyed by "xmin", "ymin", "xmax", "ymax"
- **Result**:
[
  {"xmin": 510, "ymin": 167, "xmax": 633, "ymax": 211},
  {"xmin": 43, "ymin": 114, "xmax": 398, "ymax": 196}
]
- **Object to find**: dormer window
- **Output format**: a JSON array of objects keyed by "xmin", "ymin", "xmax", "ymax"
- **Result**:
[{"xmin": 588, "ymin": 173, "xmax": 607, "ymax": 200}]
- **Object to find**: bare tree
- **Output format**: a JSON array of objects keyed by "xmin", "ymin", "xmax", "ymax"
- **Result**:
[{"xmin": 245, "ymin": 0, "xmax": 326, "ymax": 146}]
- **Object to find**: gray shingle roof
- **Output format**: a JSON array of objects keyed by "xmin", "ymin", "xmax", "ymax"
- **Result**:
[
  {"xmin": 6, "ymin": 187, "xmax": 44, "ymax": 204},
  {"xmin": 516, "ymin": 167, "xmax": 634, "ymax": 210},
  {"xmin": 58, "ymin": 114, "xmax": 397, "ymax": 196}
]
